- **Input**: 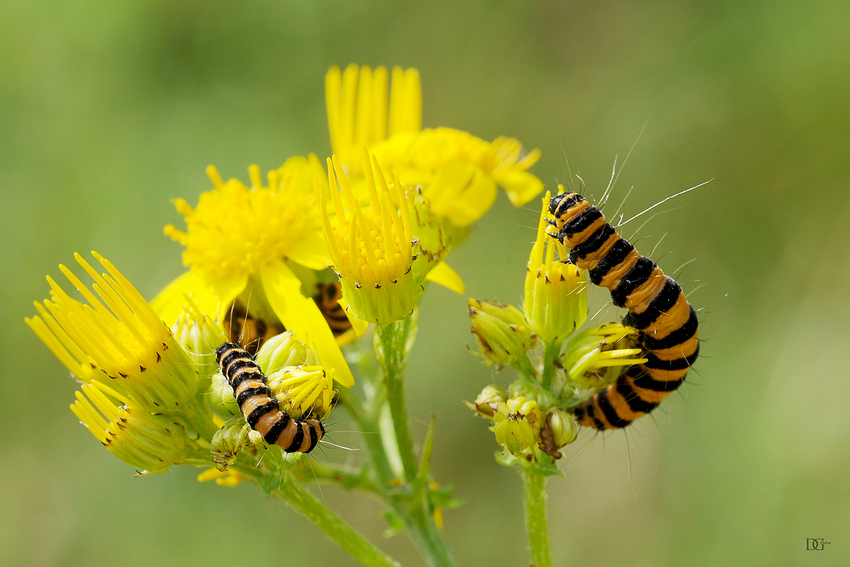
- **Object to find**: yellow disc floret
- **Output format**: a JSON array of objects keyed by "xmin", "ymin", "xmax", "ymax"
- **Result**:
[{"xmin": 165, "ymin": 156, "xmax": 328, "ymax": 282}]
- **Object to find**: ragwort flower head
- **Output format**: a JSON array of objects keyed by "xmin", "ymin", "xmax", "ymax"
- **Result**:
[
  {"xmin": 524, "ymin": 191, "xmax": 588, "ymax": 344},
  {"xmin": 156, "ymin": 155, "xmax": 354, "ymax": 387},
  {"xmin": 26, "ymin": 252, "xmax": 199, "ymax": 412},
  {"xmin": 319, "ymin": 153, "xmax": 424, "ymax": 325},
  {"xmin": 164, "ymin": 157, "xmax": 327, "ymax": 283},
  {"xmin": 326, "ymin": 64, "xmax": 543, "ymax": 229}
]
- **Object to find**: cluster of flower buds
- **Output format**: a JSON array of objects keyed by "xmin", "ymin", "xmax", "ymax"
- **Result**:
[{"xmin": 466, "ymin": 192, "xmax": 648, "ymax": 461}]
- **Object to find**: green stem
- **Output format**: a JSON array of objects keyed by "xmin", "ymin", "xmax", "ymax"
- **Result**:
[
  {"xmin": 402, "ymin": 499, "xmax": 457, "ymax": 567},
  {"xmin": 270, "ymin": 471, "xmax": 401, "ymax": 567},
  {"xmin": 373, "ymin": 315, "xmax": 458, "ymax": 567},
  {"xmin": 338, "ymin": 386, "xmax": 395, "ymax": 488},
  {"xmin": 511, "ymin": 352, "xmax": 539, "ymax": 381},
  {"xmin": 290, "ymin": 460, "xmax": 382, "ymax": 494},
  {"xmin": 375, "ymin": 318, "xmax": 418, "ymax": 482},
  {"xmin": 522, "ymin": 467, "xmax": 552, "ymax": 567},
  {"xmin": 540, "ymin": 339, "xmax": 563, "ymax": 391}
]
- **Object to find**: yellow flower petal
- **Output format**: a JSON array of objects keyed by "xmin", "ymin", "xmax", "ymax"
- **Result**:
[
  {"xmin": 337, "ymin": 296, "xmax": 369, "ymax": 337},
  {"xmin": 496, "ymin": 168, "xmax": 545, "ymax": 208},
  {"xmin": 425, "ymin": 261, "xmax": 465, "ymax": 294},
  {"xmin": 260, "ymin": 260, "xmax": 354, "ymax": 387},
  {"xmin": 151, "ymin": 269, "xmax": 247, "ymax": 327}
]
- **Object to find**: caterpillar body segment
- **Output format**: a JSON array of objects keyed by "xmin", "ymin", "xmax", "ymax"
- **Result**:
[
  {"xmin": 549, "ymin": 191, "xmax": 699, "ymax": 429},
  {"xmin": 313, "ymin": 282, "xmax": 353, "ymax": 339}
]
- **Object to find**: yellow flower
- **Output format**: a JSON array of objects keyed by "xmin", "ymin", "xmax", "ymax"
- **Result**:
[
  {"xmin": 154, "ymin": 155, "xmax": 354, "ymax": 387},
  {"xmin": 524, "ymin": 191, "xmax": 588, "ymax": 344},
  {"xmin": 562, "ymin": 324, "xmax": 648, "ymax": 390},
  {"xmin": 70, "ymin": 381, "xmax": 194, "ymax": 474},
  {"xmin": 198, "ymin": 467, "xmax": 248, "ymax": 487},
  {"xmin": 371, "ymin": 128, "xmax": 543, "ymax": 227},
  {"xmin": 325, "ymin": 64, "xmax": 543, "ymax": 228},
  {"xmin": 326, "ymin": 64, "xmax": 421, "ymax": 171},
  {"xmin": 319, "ymin": 153, "xmax": 423, "ymax": 325},
  {"xmin": 26, "ymin": 252, "xmax": 199, "ymax": 412}
]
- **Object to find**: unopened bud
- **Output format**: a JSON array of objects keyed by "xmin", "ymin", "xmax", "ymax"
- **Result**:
[
  {"xmin": 538, "ymin": 408, "xmax": 578, "ymax": 460},
  {"xmin": 491, "ymin": 395, "xmax": 542, "ymax": 456},
  {"xmin": 254, "ymin": 330, "xmax": 319, "ymax": 374},
  {"xmin": 210, "ymin": 419, "xmax": 251, "ymax": 471},
  {"xmin": 468, "ymin": 299, "xmax": 535, "ymax": 365},
  {"xmin": 468, "ymin": 384, "xmax": 508, "ymax": 418},
  {"xmin": 208, "ymin": 371, "xmax": 240, "ymax": 419}
]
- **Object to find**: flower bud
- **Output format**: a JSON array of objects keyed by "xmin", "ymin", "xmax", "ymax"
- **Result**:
[
  {"xmin": 538, "ymin": 408, "xmax": 578, "ymax": 460},
  {"xmin": 254, "ymin": 330, "xmax": 319, "ymax": 374},
  {"xmin": 210, "ymin": 419, "xmax": 251, "ymax": 471},
  {"xmin": 468, "ymin": 384, "xmax": 508, "ymax": 418},
  {"xmin": 490, "ymin": 395, "xmax": 542, "ymax": 456},
  {"xmin": 171, "ymin": 310, "xmax": 227, "ymax": 377},
  {"xmin": 524, "ymin": 192, "xmax": 588, "ymax": 344},
  {"xmin": 468, "ymin": 299, "xmax": 535, "ymax": 365},
  {"xmin": 208, "ymin": 371, "xmax": 241, "ymax": 419}
]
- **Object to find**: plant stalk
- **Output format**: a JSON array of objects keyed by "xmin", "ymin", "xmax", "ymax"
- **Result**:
[
  {"xmin": 523, "ymin": 466, "xmax": 552, "ymax": 567},
  {"xmin": 271, "ymin": 471, "xmax": 401, "ymax": 567}
]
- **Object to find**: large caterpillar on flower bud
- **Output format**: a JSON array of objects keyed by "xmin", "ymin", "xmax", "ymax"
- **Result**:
[
  {"xmin": 215, "ymin": 342, "xmax": 325, "ymax": 453},
  {"xmin": 549, "ymin": 191, "xmax": 699, "ymax": 429}
]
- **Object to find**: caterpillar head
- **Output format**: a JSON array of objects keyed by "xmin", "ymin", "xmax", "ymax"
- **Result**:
[
  {"xmin": 215, "ymin": 342, "xmax": 241, "ymax": 365},
  {"xmin": 548, "ymin": 192, "xmax": 584, "ymax": 217}
]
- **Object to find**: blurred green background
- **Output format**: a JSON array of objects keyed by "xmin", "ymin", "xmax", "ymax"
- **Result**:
[{"xmin": 3, "ymin": 1, "xmax": 849, "ymax": 565}]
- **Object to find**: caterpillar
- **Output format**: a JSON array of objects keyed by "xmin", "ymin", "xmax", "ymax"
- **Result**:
[
  {"xmin": 215, "ymin": 342, "xmax": 325, "ymax": 453},
  {"xmin": 549, "ymin": 191, "xmax": 699, "ymax": 429},
  {"xmin": 223, "ymin": 283, "xmax": 351, "ymax": 354},
  {"xmin": 223, "ymin": 300, "xmax": 283, "ymax": 355},
  {"xmin": 313, "ymin": 282, "xmax": 353, "ymax": 339}
]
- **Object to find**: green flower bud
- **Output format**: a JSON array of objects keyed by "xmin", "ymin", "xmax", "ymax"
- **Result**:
[
  {"xmin": 210, "ymin": 419, "xmax": 251, "ymax": 471},
  {"xmin": 467, "ymin": 384, "xmax": 508, "ymax": 418},
  {"xmin": 254, "ymin": 330, "xmax": 319, "ymax": 374},
  {"xmin": 171, "ymin": 311, "xmax": 227, "ymax": 377},
  {"xmin": 208, "ymin": 371, "xmax": 240, "ymax": 419},
  {"xmin": 468, "ymin": 299, "xmax": 536, "ymax": 365},
  {"xmin": 538, "ymin": 408, "xmax": 578, "ymax": 460},
  {"xmin": 491, "ymin": 395, "xmax": 542, "ymax": 456}
]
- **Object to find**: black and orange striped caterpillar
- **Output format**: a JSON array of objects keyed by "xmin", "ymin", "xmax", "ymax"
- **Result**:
[
  {"xmin": 224, "ymin": 282, "xmax": 352, "ymax": 355},
  {"xmin": 215, "ymin": 342, "xmax": 325, "ymax": 453},
  {"xmin": 313, "ymin": 282, "xmax": 354, "ymax": 340},
  {"xmin": 549, "ymin": 191, "xmax": 699, "ymax": 429}
]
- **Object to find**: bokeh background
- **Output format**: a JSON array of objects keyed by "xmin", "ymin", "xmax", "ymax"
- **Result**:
[{"xmin": 3, "ymin": 1, "xmax": 849, "ymax": 565}]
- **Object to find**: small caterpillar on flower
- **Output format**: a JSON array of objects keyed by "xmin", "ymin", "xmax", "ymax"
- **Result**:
[
  {"xmin": 215, "ymin": 342, "xmax": 325, "ymax": 453},
  {"xmin": 222, "ymin": 282, "xmax": 352, "ymax": 355},
  {"xmin": 223, "ymin": 300, "xmax": 283, "ymax": 355},
  {"xmin": 313, "ymin": 282, "xmax": 354, "ymax": 339},
  {"xmin": 549, "ymin": 191, "xmax": 699, "ymax": 429}
]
